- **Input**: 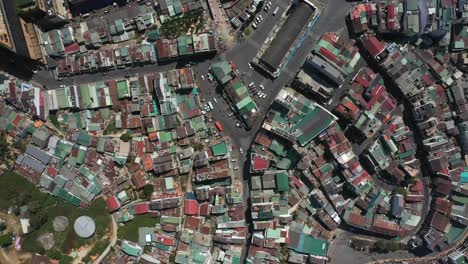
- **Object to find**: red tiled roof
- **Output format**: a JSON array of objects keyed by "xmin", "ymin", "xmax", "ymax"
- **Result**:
[
  {"xmin": 253, "ymin": 156, "xmax": 269, "ymax": 171},
  {"xmin": 184, "ymin": 199, "xmax": 199, "ymax": 215},
  {"xmin": 184, "ymin": 216, "xmax": 201, "ymax": 230},
  {"xmin": 434, "ymin": 198, "xmax": 452, "ymax": 215},
  {"xmin": 200, "ymin": 226, "xmax": 211, "ymax": 235},
  {"xmin": 291, "ymin": 175, "xmax": 303, "ymax": 189},
  {"xmin": 365, "ymin": 84, "xmax": 385, "ymax": 110},
  {"xmin": 47, "ymin": 166, "xmax": 58, "ymax": 178},
  {"xmin": 133, "ymin": 202, "xmax": 149, "ymax": 215},
  {"xmin": 156, "ymin": 235, "xmax": 175, "ymax": 246},
  {"xmin": 430, "ymin": 211, "xmax": 450, "ymax": 232},
  {"xmin": 200, "ymin": 203, "xmax": 210, "ymax": 216},
  {"xmin": 12, "ymin": 114, "xmax": 22, "ymax": 127},
  {"xmin": 142, "ymin": 154, "xmax": 154, "ymax": 172},
  {"xmin": 131, "ymin": 170, "xmax": 147, "ymax": 189},
  {"xmin": 352, "ymin": 170, "xmax": 370, "ymax": 186},
  {"xmin": 106, "ymin": 196, "xmax": 121, "ymax": 212},
  {"xmin": 371, "ymin": 218, "xmax": 399, "ymax": 236},
  {"xmin": 363, "ymin": 36, "xmax": 385, "ymax": 57},
  {"xmin": 64, "ymin": 43, "xmax": 80, "ymax": 54},
  {"xmin": 319, "ymin": 47, "xmax": 336, "ymax": 62}
]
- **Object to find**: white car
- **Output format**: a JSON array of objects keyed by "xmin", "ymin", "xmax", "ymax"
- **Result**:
[
  {"xmin": 249, "ymin": 82, "xmax": 254, "ymax": 87},
  {"xmin": 228, "ymin": 112, "xmax": 234, "ymax": 117},
  {"xmin": 258, "ymin": 15, "xmax": 263, "ymax": 21},
  {"xmin": 236, "ymin": 122, "xmax": 241, "ymax": 127},
  {"xmin": 213, "ymin": 98, "xmax": 218, "ymax": 103},
  {"xmin": 201, "ymin": 75, "xmax": 205, "ymax": 80},
  {"xmin": 252, "ymin": 22, "xmax": 258, "ymax": 29},
  {"xmin": 239, "ymin": 148, "xmax": 244, "ymax": 154},
  {"xmin": 248, "ymin": 63, "xmax": 253, "ymax": 69},
  {"xmin": 259, "ymin": 84, "xmax": 265, "ymax": 90},
  {"xmin": 256, "ymin": 16, "xmax": 261, "ymax": 23}
]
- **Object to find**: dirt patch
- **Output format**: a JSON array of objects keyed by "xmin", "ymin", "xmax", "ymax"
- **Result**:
[
  {"xmin": 0, "ymin": 213, "xmax": 22, "ymax": 235},
  {"xmin": 53, "ymin": 216, "xmax": 69, "ymax": 232},
  {"xmin": 37, "ymin": 233, "xmax": 55, "ymax": 250},
  {"xmin": 0, "ymin": 245, "xmax": 31, "ymax": 264}
]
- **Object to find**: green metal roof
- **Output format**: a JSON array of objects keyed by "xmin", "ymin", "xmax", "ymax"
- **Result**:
[
  {"xmin": 212, "ymin": 142, "xmax": 228, "ymax": 156},
  {"xmin": 276, "ymin": 173, "xmax": 289, "ymax": 192},
  {"xmin": 291, "ymin": 234, "xmax": 328, "ymax": 257}
]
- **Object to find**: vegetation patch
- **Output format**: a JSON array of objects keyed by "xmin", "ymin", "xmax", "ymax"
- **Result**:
[
  {"xmin": 118, "ymin": 215, "xmax": 160, "ymax": 242},
  {"xmin": 0, "ymin": 172, "xmax": 110, "ymax": 256},
  {"xmin": 48, "ymin": 114, "xmax": 63, "ymax": 129},
  {"xmin": 160, "ymin": 9, "xmax": 205, "ymax": 39},
  {"xmin": 103, "ymin": 122, "xmax": 117, "ymax": 135},
  {"xmin": 81, "ymin": 240, "xmax": 109, "ymax": 263}
]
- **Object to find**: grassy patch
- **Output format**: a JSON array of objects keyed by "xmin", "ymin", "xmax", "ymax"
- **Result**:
[
  {"xmin": 244, "ymin": 26, "xmax": 253, "ymax": 36},
  {"xmin": 117, "ymin": 215, "xmax": 160, "ymax": 242},
  {"xmin": 0, "ymin": 172, "xmax": 110, "ymax": 255},
  {"xmin": 22, "ymin": 197, "xmax": 109, "ymax": 254},
  {"xmin": 0, "ymin": 171, "xmax": 49, "ymax": 211}
]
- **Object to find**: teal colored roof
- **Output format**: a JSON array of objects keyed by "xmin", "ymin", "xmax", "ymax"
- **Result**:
[
  {"xmin": 461, "ymin": 172, "xmax": 468, "ymax": 183},
  {"xmin": 121, "ymin": 241, "xmax": 142, "ymax": 257},
  {"xmin": 291, "ymin": 234, "xmax": 328, "ymax": 256},
  {"xmin": 276, "ymin": 173, "xmax": 289, "ymax": 192},
  {"xmin": 211, "ymin": 61, "xmax": 232, "ymax": 83},
  {"xmin": 212, "ymin": 142, "xmax": 228, "ymax": 156},
  {"xmin": 77, "ymin": 131, "xmax": 92, "ymax": 146},
  {"xmin": 295, "ymin": 107, "xmax": 334, "ymax": 147},
  {"xmin": 147, "ymin": 29, "xmax": 160, "ymax": 42}
]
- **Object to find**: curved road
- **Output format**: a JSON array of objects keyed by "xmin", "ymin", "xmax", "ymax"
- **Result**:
[{"xmin": 92, "ymin": 216, "xmax": 117, "ymax": 264}]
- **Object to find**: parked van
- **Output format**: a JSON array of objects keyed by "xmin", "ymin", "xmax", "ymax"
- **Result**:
[{"xmin": 273, "ymin": 7, "xmax": 279, "ymax": 15}]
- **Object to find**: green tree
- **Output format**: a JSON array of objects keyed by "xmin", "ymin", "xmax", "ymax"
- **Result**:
[
  {"xmin": 373, "ymin": 240, "xmax": 401, "ymax": 253},
  {"xmin": 120, "ymin": 133, "xmax": 132, "ymax": 142},
  {"xmin": 0, "ymin": 233, "xmax": 12, "ymax": 248},
  {"xmin": 393, "ymin": 187, "xmax": 408, "ymax": 197},
  {"xmin": 143, "ymin": 185, "xmax": 154, "ymax": 198},
  {"xmin": 29, "ymin": 210, "xmax": 48, "ymax": 231},
  {"xmin": 46, "ymin": 250, "xmax": 63, "ymax": 260}
]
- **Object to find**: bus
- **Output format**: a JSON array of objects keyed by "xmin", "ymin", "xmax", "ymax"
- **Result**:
[{"xmin": 215, "ymin": 121, "xmax": 224, "ymax": 132}]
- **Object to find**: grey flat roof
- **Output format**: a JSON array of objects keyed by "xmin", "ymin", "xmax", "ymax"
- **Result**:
[{"xmin": 259, "ymin": 1, "xmax": 315, "ymax": 72}]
